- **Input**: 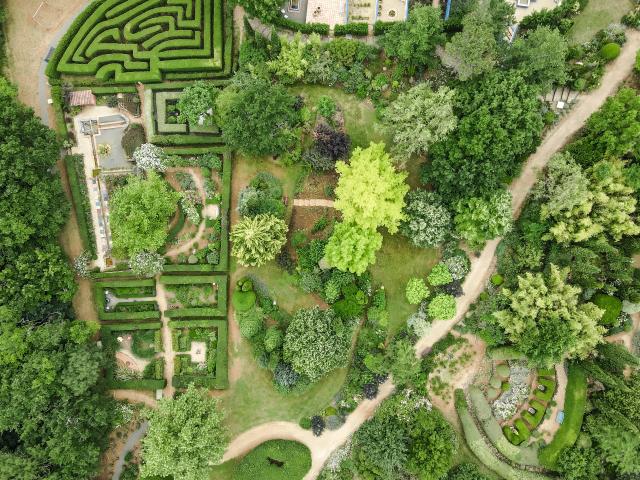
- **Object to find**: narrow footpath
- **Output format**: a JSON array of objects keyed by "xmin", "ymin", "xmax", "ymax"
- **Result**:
[{"xmin": 220, "ymin": 30, "xmax": 640, "ymax": 480}]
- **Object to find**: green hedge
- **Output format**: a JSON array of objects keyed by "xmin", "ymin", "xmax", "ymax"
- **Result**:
[
  {"xmin": 90, "ymin": 86, "xmax": 137, "ymax": 94},
  {"xmin": 272, "ymin": 16, "xmax": 329, "ymax": 35},
  {"xmin": 469, "ymin": 387, "xmax": 540, "ymax": 466},
  {"xmin": 373, "ymin": 20, "xmax": 398, "ymax": 35},
  {"xmin": 50, "ymin": 85, "xmax": 68, "ymax": 139},
  {"xmin": 165, "ymin": 307, "xmax": 225, "ymax": 318},
  {"xmin": 163, "ymin": 204, "xmax": 186, "ymax": 252},
  {"xmin": 160, "ymin": 274, "xmax": 223, "ymax": 285},
  {"xmin": 538, "ymin": 364, "xmax": 587, "ymax": 469},
  {"xmin": 108, "ymin": 378, "xmax": 166, "ymax": 390},
  {"xmin": 455, "ymin": 390, "xmax": 551, "ymax": 480},
  {"xmin": 163, "ymin": 146, "xmax": 229, "ymax": 155},
  {"xmin": 92, "ymin": 270, "xmax": 137, "ymax": 279},
  {"xmin": 163, "ymin": 264, "xmax": 217, "ymax": 273},
  {"xmin": 334, "ymin": 23, "xmax": 369, "ymax": 36},
  {"xmin": 95, "ymin": 279, "xmax": 155, "ymax": 287},
  {"xmin": 234, "ymin": 440, "xmax": 312, "ymax": 480},
  {"xmin": 102, "ymin": 322, "xmax": 162, "ymax": 332},
  {"xmin": 487, "ymin": 346, "xmax": 526, "ymax": 360},
  {"xmin": 218, "ymin": 153, "xmax": 231, "ymax": 272},
  {"xmin": 64, "ymin": 154, "xmax": 96, "ymax": 258}
]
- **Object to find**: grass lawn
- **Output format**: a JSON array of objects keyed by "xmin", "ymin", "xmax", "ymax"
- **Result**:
[
  {"xmin": 220, "ymin": 335, "xmax": 347, "ymax": 436},
  {"xmin": 232, "ymin": 259, "xmax": 320, "ymax": 313},
  {"xmin": 568, "ymin": 0, "xmax": 634, "ymax": 44},
  {"xmin": 290, "ymin": 85, "xmax": 393, "ymax": 148},
  {"xmin": 210, "ymin": 458, "xmax": 240, "ymax": 480},
  {"xmin": 370, "ymin": 233, "xmax": 439, "ymax": 338}
]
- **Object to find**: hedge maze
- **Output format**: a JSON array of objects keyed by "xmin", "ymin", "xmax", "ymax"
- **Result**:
[{"xmin": 48, "ymin": 0, "xmax": 232, "ymax": 83}]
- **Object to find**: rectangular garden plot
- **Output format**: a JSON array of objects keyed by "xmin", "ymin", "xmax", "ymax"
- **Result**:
[
  {"xmin": 144, "ymin": 82, "xmax": 226, "ymax": 147},
  {"xmin": 102, "ymin": 323, "xmax": 166, "ymax": 390},
  {"xmin": 170, "ymin": 319, "xmax": 228, "ymax": 389},
  {"xmin": 160, "ymin": 274, "xmax": 227, "ymax": 318},
  {"xmin": 94, "ymin": 278, "xmax": 160, "ymax": 322}
]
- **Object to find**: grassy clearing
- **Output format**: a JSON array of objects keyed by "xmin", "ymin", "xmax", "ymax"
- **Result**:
[
  {"xmin": 209, "ymin": 457, "xmax": 240, "ymax": 480},
  {"xmin": 370, "ymin": 233, "xmax": 439, "ymax": 337},
  {"xmin": 220, "ymin": 335, "xmax": 347, "ymax": 436},
  {"xmin": 538, "ymin": 364, "xmax": 587, "ymax": 468},
  {"xmin": 233, "ymin": 260, "xmax": 320, "ymax": 313},
  {"xmin": 290, "ymin": 85, "xmax": 393, "ymax": 148},
  {"xmin": 568, "ymin": 0, "xmax": 634, "ymax": 44}
]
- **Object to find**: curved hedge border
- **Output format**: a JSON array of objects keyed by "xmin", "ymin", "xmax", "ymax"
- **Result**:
[
  {"xmin": 455, "ymin": 390, "xmax": 551, "ymax": 480},
  {"xmin": 538, "ymin": 364, "xmax": 587, "ymax": 469},
  {"xmin": 234, "ymin": 440, "xmax": 312, "ymax": 480}
]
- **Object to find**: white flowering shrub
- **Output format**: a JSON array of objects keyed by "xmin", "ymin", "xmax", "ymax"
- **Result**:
[
  {"xmin": 407, "ymin": 303, "xmax": 431, "ymax": 337},
  {"xmin": 133, "ymin": 143, "xmax": 167, "ymax": 172},
  {"xmin": 444, "ymin": 254, "xmax": 470, "ymax": 281},
  {"xmin": 73, "ymin": 250, "xmax": 91, "ymax": 278},
  {"xmin": 491, "ymin": 361, "xmax": 531, "ymax": 420},
  {"xmin": 395, "ymin": 388, "xmax": 432, "ymax": 423},
  {"xmin": 129, "ymin": 251, "xmax": 165, "ymax": 277},
  {"xmin": 180, "ymin": 194, "xmax": 201, "ymax": 225}
]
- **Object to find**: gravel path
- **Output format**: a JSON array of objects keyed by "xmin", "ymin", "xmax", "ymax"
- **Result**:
[
  {"xmin": 220, "ymin": 30, "xmax": 640, "ymax": 479},
  {"xmin": 111, "ymin": 421, "xmax": 148, "ymax": 480},
  {"xmin": 155, "ymin": 280, "xmax": 175, "ymax": 399},
  {"xmin": 293, "ymin": 199, "xmax": 335, "ymax": 207}
]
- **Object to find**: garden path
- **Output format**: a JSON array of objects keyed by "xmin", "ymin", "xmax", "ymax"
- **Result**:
[
  {"xmin": 293, "ymin": 198, "xmax": 335, "ymax": 207},
  {"xmin": 111, "ymin": 421, "xmax": 148, "ymax": 480},
  {"xmin": 220, "ymin": 29, "xmax": 640, "ymax": 478},
  {"xmin": 155, "ymin": 279, "xmax": 175, "ymax": 399},
  {"xmin": 110, "ymin": 390, "xmax": 157, "ymax": 408},
  {"xmin": 165, "ymin": 167, "xmax": 208, "ymax": 258}
]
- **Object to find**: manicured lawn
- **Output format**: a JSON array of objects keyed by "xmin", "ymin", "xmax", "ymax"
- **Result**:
[
  {"xmin": 232, "ymin": 259, "xmax": 320, "ymax": 314},
  {"xmin": 290, "ymin": 85, "xmax": 393, "ymax": 148},
  {"xmin": 209, "ymin": 458, "xmax": 240, "ymax": 480},
  {"xmin": 370, "ymin": 233, "xmax": 439, "ymax": 337},
  {"xmin": 220, "ymin": 335, "xmax": 347, "ymax": 436},
  {"xmin": 538, "ymin": 364, "xmax": 587, "ymax": 468},
  {"xmin": 568, "ymin": 0, "xmax": 634, "ymax": 44}
]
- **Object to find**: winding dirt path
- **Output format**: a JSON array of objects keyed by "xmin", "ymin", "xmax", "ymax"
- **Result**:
[
  {"xmin": 219, "ymin": 30, "xmax": 640, "ymax": 478},
  {"xmin": 111, "ymin": 390, "xmax": 157, "ymax": 408}
]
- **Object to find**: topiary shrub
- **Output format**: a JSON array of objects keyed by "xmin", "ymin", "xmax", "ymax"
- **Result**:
[
  {"xmin": 298, "ymin": 417, "xmax": 311, "ymax": 429},
  {"xmin": 234, "ymin": 440, "xmax": 312, "ymax": 480},
  {"xmin": 232, "ymin": 290, "xmax": 257, "ymax": 312},
  {"xmin": 490, "ymin": 273, "xmax": 504, "ymax": 286},
  {"xmin": 501, "ymin": 381, "xmax": 511, "ymax": 392},
  {"xmin": 600, "ymin": 42, "xmax": 621, "ymax": 61},
  {"xmin": 496, "ymin": 363, "xmax": 510, "ymax": 377},
  {"xmin": 592, "ymin": 294, "xmax": 622, "ymax": 325}
]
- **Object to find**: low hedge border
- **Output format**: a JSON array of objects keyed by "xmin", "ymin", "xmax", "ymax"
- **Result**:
[
  {"xmin": 163, "ymin": 145, "xmax": 229, "ymax": 155},
  {"xmin": 373, "ymin": 20, "xmax": 398, "ymax": 35},
  {"xmin": 165, "ymin": 307, "xmax": 226, "ymax": 318},
  {"xmin": 455, "ymin": 390, "xmax": 551, "ymax": 480},
  {"xmin": 160, "ymin": 274, "xmax": 223, "ymax": 285},
  {"xmin": 64, "ymin": 154, "xmax": 97, "ymax": 258},
  {"xmin": 163, "ymin": 264, "xmax": 217, "ymax": 273},
  {"xmin": 89, "ymin": 86, "xmax": 137, "ymax": 94},
  {"xmin": 334, "ymin": 22, "xmax": 369, "ymax": 36},
  {"xmin": 50, "ymin": 85, "xmax": 68, "ymax": 139},
  {"xmin": 272, "ymin": 16, "xmax": 329, "ymax": 35},
  {"xmin": 538, "ymin": 364, "xmax": 587, "ymax": 469}
]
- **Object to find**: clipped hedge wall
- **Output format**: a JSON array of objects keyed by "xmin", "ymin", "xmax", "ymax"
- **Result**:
[
  {"xmin": 373, "ymin": 20, "xmax": 398, "ymax": 35},
  {"xmin": 272, "ymin": 16, "xmax": 329, "ymax": 35},
  {"xmin": 64, "ymin": 154, "xmax": 96, "ymax": 258},
  {"xmin": 538, "ymin": 364, "xmax": 587, "ymax": 468},
  {"xmin": 234, "ymin": 440, "xmax": 312, "ymax": 480},
  {"xmin": 165, "ymin": 307, "xmax": 225, "ymax": 318},
  {"xmin": 455, "ymin": 390, "xmax": 550, "ymax": 480},
  {"xmin": 487, "ymin": 346, "xmax": 526, "ymax": 361},
  {"xmin": 334, "ymin": 22, "xmax": 369, "ymax": 36},
  {"xmin": 163, "ymin": 264, "xmax": 217, "ymax": 273},
  {"xmin": 160, "ymin": 274, "xmax": 222, "ymax": 285}
]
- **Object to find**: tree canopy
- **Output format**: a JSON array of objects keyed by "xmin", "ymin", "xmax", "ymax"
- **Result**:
[
  {"xmin": 494, "ymin": 264, "xmax": 606, "ymax": 367},
  {"xmin": 141, "ymin": 385, "xmax": 228, "ymax": 480},
  {"xmin": 231, "ymin": 214, "xmax": 288, "ymax": 267},
  {"xmin": 110, "ymin": 171, "xmax": 180, "ymax": 258},
  {"xmin": 382, "ymin": 83, "xmax": 457, "ymax": 162},
  {"xmin": 283, "ymin": 307, "xmax": 351, "ymax": 381},
  {"xmin": 400, "ymin": 190, "xmax": 452, "ymax": 248},
  {"xmin": 217, "ymin": 73, "xmax": 301, "ymax": 157},
  {"xmin": 380, "ymin": 6, "xmax": 445, "ymax": 74},
  {"xmin": 325, "ymin": 222, "xmax": 383, "ymax": 275},
  {"xmin": 177, "ymin": 81, "xmax": 218, "ymax": 126},
  {"xmin": 334, "ymin": 142, "xmax": 408, "ymax": 234}
]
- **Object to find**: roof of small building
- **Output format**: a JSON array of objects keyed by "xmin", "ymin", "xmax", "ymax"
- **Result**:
[{"xmin": 68, "ymin": 90, "xmax": 97, "ymax": 107}]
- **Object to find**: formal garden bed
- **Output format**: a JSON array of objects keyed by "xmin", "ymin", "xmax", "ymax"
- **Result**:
[
  {"xmin": 102, "ymin": 323, "xmax": 166, "ymax": 390},
  {"xmin": 170, "ymin": 319, "xmax": 229, "ymax": 389},
  {"xmin": 94, "ymin": 278, "xmax": 160, "ymax": 322},
  {"xmin": 161, "ymin": 274, "xmax": 227, "ymax": 318}
]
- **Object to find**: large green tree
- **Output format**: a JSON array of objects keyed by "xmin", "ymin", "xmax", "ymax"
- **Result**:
[
  {"xmin": 493, "ymin": 264, "xmax": 606, "ymax": 367},
  {"xmin": 0, "ymin": 320, "xmax": 116, "ymax": 479},
  {"xmin": 400, "ymin": 190, "xmax": 451, "ymax": 248},
  {"xmin": 382, "ymin": 83, "xmax": 457, "ymax": 162},
  {"xmin": 334, "ymin": 142, "xmax": 408, "ymax": 233},
  {"xmin": 325, "ymin": 222, "xmax": 383, "ymax": 275},
  {"xmin": 217, "ymin": 73, "xmax": 301, "ymax": 157},
  {"xmin": 426, "ymin": 72, "xmax": 543, "ymax": 199},
  {"xmin": 507, "ymin": 26, "xmax": 568, "ymax": 92},
  {"xmin": 110, "ymin": 171, "xmax": 180, "ymax": 258},
  {"xmin": 177, "ymin": 81, "xmax": 219, "ymax": 126},
  {"xmin": 380, "ymin": 6, "xmax": 445, "ymax": 74},
  {"xmin": 443, "ymin": 8, "xmax": 498, "ymax": 81},
  {"xmin": 231, "ymin": 213, "xmax": 288, "ymax": 267},
  {"xmin": 454, "ymin": 189, "xmax": 512, "ymax": 249},
  {"xmin": 141, "ymin": 385, "xmax": 228, "ymax": 480},
  {"xmin": 283, "ymin": 307, "xmax": 351, "ymax": 381}
]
